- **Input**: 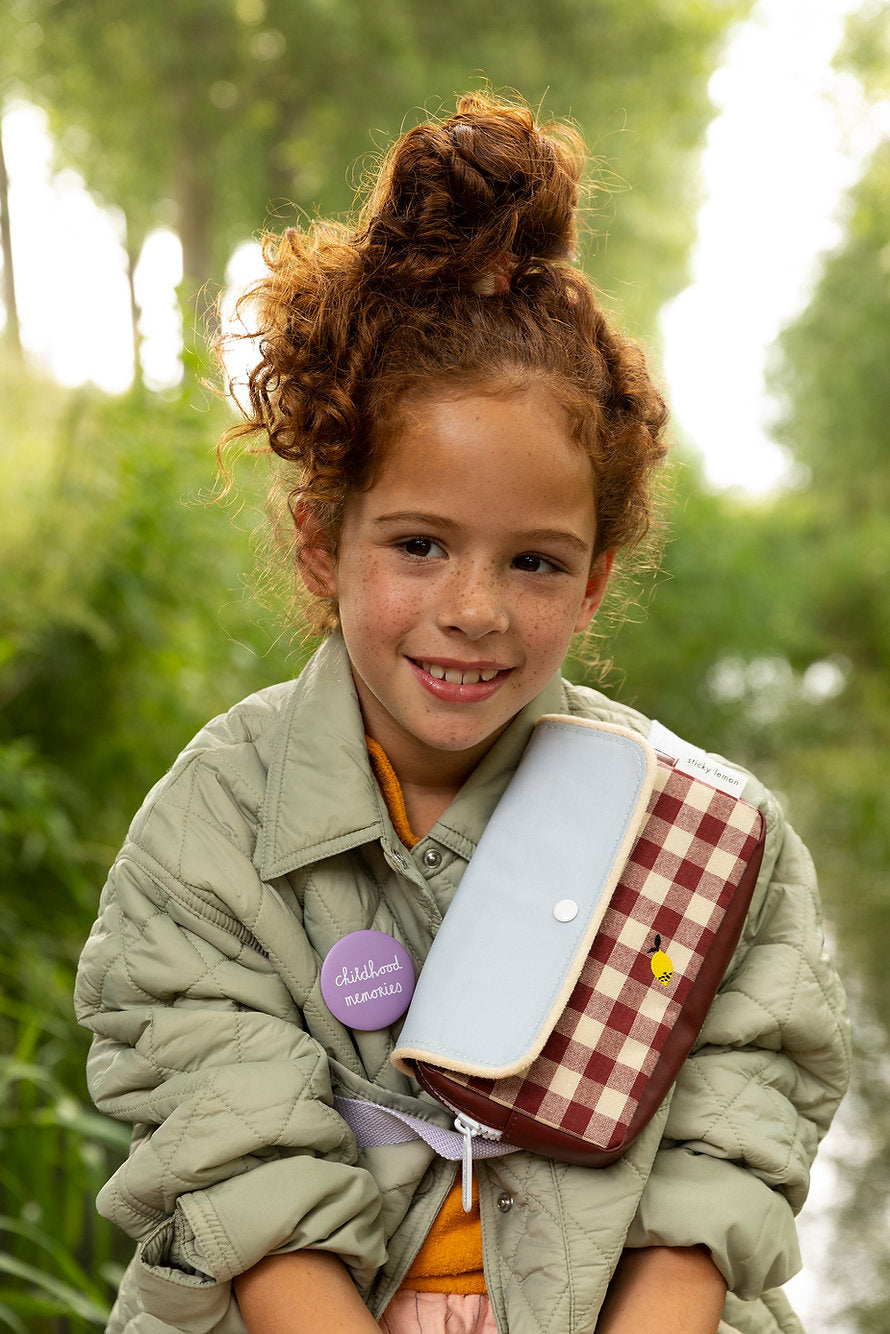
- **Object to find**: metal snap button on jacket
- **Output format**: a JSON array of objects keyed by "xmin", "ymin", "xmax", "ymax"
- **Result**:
[
  {"xmin": 422, "ymin": 848, "xmax": 442, "ymax": 869},
  {"xmin": 496, "ymin": 1192, "xmax": 514, "ymax": 1213}
]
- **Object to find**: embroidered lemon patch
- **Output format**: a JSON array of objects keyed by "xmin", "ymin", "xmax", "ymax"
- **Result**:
[{"xmin": 647, "ymin": 934, "xmax": 674, "ymax": 986}]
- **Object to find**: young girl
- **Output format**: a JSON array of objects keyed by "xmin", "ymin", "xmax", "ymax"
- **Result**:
[{"xmin": 75, "ymin": 95, "xmax": 849, "ymax": 1334}]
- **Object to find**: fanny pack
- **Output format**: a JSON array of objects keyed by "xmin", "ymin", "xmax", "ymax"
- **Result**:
[{"xmin": 385, "ymin": 716, "xmax": 765, "ymax": 1206}]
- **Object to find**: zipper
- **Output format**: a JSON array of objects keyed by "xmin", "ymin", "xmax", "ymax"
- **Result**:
[
  {"xmin": 412, "ymin": 1067, "xmax": 507, "ymax": 1211},
  {"xmin": 454, "ymin": 1111, "xmax": 504, "ymax": 1212}
]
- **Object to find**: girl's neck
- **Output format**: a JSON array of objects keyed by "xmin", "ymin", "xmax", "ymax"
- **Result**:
[
  {"xmin": 392, "ymin": 749, "xmax": 475, "ymax": 840},
  {"xmin": 398, "ymin": 779, "xmax": 459, "ymax": 841},
  {"xmin": 375, "ymin": 735, "xmax": 502, "ymax": 841}
]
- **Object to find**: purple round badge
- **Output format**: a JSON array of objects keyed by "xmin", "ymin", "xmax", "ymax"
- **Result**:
[{"xmin": 320, "ymin": 930, "xmax": 415, "ymax": 1030}]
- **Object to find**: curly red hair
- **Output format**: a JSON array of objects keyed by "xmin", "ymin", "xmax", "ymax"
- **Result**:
[{"xmin": 223, "ymin": 93, "xmax": 669, "ymax": 635}]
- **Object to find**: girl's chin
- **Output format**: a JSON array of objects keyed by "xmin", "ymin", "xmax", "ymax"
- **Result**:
[{"xmin": 399, "ymin": 713, "xmax": 516, "ymax": 762}]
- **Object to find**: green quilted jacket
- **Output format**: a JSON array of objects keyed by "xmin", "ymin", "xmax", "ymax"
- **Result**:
[{"xmin": 74, "ymin": 634, "xmax": 850, "ymax": 1334}]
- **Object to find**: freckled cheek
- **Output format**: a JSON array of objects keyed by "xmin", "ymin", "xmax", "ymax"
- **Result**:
[
  {"xmin": 345, "ymin": 571, "xmax": 427, "ymax": 647},
  {"xmin": 520, "ymin": 604, "xmax": 582, "ymax": 669},
  {"xmin": 378, "ymin": 590, "xmax": 426, "ymax": 635}
]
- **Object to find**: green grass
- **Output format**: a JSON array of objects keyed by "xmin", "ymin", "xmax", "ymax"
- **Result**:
[{"xmin": 0, "ymin": 991, "xmax": 131, "ymax": 1331}]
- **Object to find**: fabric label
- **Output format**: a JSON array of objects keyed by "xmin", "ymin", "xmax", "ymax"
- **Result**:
[{"xmin": 649, "ymin": 720, "xmax": 748, "ymax": 798}]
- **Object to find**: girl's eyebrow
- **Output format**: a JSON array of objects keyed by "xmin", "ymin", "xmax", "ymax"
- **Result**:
[
  {"xmin": 372, "ymin": 510, "xmax": 459, "ymax": 529},
  {"xmin": 372, "ymin": 511, "xmax": 592, "ymax": 556},
  {"xmin": 522, "ymin": 528, "xmax": 593, "ymax": 557}
]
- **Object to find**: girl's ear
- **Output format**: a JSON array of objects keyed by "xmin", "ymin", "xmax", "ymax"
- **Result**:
[
  {"xmin": 573, "ymin": 550, "xmax": 615, "ymax": 633},
  {"xmin": 294, "ymin": 502, "xmax": 337, "ymax": 597}
]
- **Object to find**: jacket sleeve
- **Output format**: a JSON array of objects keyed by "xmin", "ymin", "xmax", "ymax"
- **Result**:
[
  {"xmin": 74, "ymin": 745, "xmax": 388, "ymax": 1305},
  {"xmin": 625, "ymin": 783, "xmax": 851, "ymax": 1299}
]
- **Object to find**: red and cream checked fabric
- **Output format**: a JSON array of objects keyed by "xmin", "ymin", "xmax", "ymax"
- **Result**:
[{"xmin": 441, "ymin": 759, "xmax": 763, "ymax": 1152}]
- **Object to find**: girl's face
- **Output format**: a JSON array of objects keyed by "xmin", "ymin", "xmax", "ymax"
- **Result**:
[{"xmin": 304, "ymin": 382, "xmax": 611, "ymax": 789}]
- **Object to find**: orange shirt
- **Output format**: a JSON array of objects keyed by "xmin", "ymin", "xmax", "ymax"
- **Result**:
[{"xmin": 366, "ymin": 739, "xmax": 486, "ymax": 1295}]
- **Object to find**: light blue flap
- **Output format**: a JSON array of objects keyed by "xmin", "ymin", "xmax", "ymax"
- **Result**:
[{"xmin": 392, "ymin": 717, "xmax": 656, "ymax": 1078}]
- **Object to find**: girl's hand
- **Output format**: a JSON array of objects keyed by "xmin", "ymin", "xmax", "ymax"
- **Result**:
[
  {"xmin": 596, "ymin": 1245, "xmax": 727, "ymax": 1334},
  {"xmin": 234, "ymin": 1250, "xmax": 381, "ymax": 1334}
]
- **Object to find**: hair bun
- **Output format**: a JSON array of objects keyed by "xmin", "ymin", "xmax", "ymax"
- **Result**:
[{"xmin": 361, "ymin": 93, "xmax": 584, "ymax": 287}]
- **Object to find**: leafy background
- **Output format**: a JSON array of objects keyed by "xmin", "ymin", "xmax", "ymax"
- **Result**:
[{"xmin": 2, "ymin": 1, "xmax": 889, "ymax": 1329}]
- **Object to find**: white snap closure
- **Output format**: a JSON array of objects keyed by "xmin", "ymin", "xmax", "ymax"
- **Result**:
[{"xmin": 553, "ymin": 899, "xmax": 578, "ymax": 922}]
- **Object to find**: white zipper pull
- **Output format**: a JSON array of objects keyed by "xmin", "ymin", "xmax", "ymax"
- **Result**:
[
  {"xmin": 453, "ymin": 1112, "xmax": 503, "ymax": 1212},
  {"xmin": 454, "ymin": 1113, "xmax": 478, "ymax": 1212}
]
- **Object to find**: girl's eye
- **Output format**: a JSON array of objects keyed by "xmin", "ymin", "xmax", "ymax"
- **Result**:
[
  {"xmin": 512, "ymin": 552, "xmax": 560, "ymax": 574},
  {"xmin": 399, "ymin": 537, "xmax": 446, "ymax": 559}
]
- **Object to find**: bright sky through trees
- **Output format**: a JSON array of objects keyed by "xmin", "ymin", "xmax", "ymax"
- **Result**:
[
  {"xmin": 0, "ymin": 0, "xmax": 885, "ymax": 490},
  {"xmin": 661, "ymin": 0, "xmax": 889, "ymax": 494}
]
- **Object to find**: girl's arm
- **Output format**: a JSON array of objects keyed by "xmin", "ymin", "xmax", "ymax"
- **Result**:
[
  {"xmin": 595, "ymin": 1245, "xmax": 726, "ymax": 1334},
  {"xmin": 621, "ymin": 796, "xmax": 850, "ymax": 1303},
  {"xmin": 234, "ymin": 1252, "xmax": 381, "ymax": 1334},
  {"xmin": 74, "ymin": 724, "xmax": 388, "ymax": 1308}
]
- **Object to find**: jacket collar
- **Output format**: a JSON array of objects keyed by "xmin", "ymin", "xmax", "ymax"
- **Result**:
[{"xmin": 258, "ymin": 633, "xmax": 565, "ymax": 879}]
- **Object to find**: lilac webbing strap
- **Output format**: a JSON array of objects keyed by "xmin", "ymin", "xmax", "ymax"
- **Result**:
[{"xmin": 334, "ymin": 1096, "xmax": 516, "ymax": 1160}]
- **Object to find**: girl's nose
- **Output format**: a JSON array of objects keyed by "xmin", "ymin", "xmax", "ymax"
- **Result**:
[{"xmin": 435, "ymin": 568, "xmax": 509, "ymax": 638}]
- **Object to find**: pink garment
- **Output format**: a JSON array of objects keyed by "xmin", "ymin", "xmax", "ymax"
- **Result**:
[{"xmin": 379, "ymin": 1290, "xmax": 499, "ymax": 1333}]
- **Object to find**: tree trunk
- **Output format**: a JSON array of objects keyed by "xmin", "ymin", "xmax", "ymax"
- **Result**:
[
  {"xmin": 174, "ymin": 153, "xmax": 217, "ymax": 362},
  {"xmin": 124, "ymin": 226, "xmax": 145, "ymax": 392},
  {"xmin": 0, "ymin": 116, "xmax": 23, "ymax": 360}
]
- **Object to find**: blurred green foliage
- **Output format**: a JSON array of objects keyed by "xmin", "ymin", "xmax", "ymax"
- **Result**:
[
  {"xmin": 2, "ymin": 0, "xmax": 751, "ymax": 335},
  {"xmin": 765, "ymin": 130, "xmax": 890, "ymax": 1332},
  {"xmin": 0, "ymin": 365, "xmax": 305, "ymax": 1326}
]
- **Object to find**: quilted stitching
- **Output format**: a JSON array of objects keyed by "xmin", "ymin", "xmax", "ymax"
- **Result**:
[
  {"xmin": 483, "ymin": 1110, "xmax": 664, "ymax": 1334},
  {"xmin": 74, "ymin": 648, "xmax": 850, "ymax": 1334}
]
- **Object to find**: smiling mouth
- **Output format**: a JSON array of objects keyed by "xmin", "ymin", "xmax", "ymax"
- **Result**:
[{"xmin": 416, "ymin": 660, "xmax": 503, "ymax": 685}]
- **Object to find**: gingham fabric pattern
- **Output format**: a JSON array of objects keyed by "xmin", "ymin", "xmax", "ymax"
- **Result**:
[{"xmin": 439, "ymin": 760, "xmax": 763, "ymax": 1151}]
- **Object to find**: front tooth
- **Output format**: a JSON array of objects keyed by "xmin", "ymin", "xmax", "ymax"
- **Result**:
[
  {"xmin": 479, "ymin": 669, "xmax": 498, "ymax": 681},
  {"xmin": 428, "ymin": 663, "xmax": 446, "ymax": 680},
  {"xmin": 444, "ymin": 669, "xmax": 464, "ymax": 684}
]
